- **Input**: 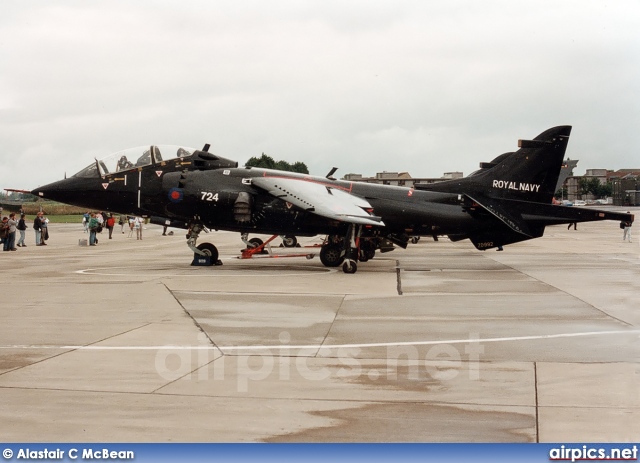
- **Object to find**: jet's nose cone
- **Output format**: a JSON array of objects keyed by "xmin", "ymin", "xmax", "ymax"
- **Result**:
[
  {"xmin": 31, "ymin": 179, "xmax": 66, "ymax": 201},
  {"xmin": 31, "ymin": 176, "xmax": 135, "ymax": 213},
  {"xmin": 31, "ymin": 177, "xmax": 91, "ymax": 206}
]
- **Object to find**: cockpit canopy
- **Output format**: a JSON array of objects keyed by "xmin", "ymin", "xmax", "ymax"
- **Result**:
[{"xmin": 73, "ymin": 145, "xmax": 195, "ymax": 178}]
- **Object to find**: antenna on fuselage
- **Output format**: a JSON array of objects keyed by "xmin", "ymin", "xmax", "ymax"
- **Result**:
[{"xmin": 326, "ymin": 167, "xmax": 338, "ymax": 180}]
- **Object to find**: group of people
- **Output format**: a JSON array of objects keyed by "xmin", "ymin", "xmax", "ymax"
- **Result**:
[
  {"xmin": 123, "ymin": 215, "xmax": 145, "ymax": 240},
  {"xmin": 0, "ymin": 211, "xmax": 49, "ymax": 251},
  {"xmin": 82, "ymin": 211, "xmax": 144, "ymax": 246},
  {"xmin": 1, "ymin": 209, "xmax": 634, "ymax": 250}
]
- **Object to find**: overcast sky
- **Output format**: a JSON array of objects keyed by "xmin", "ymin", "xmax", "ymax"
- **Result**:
[{"xmin": 1, "ymin": 0, "xmax": 639, "ymax": 192}]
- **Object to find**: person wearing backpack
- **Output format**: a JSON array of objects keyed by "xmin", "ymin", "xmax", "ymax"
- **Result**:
[{"xmin": 106, "ymin": 213, "xmax": 116, "ymax": 239}]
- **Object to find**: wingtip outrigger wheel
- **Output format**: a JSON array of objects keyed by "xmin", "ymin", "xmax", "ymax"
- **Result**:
[
  {"xmin": 341, "ymin": 224, "xmax": 362, "ymax": 274},
  {"xmin": 281, "ymin": 235, "xmax": 298, "ymax": 248},
  {"xmin": 342, "ymin": 260, "xmax": 357, "ymax": 274}
]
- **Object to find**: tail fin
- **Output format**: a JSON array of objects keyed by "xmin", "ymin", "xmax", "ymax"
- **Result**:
[{"xmin": 417, "ymin": 126, "xmax": 572, "ymax": 204}]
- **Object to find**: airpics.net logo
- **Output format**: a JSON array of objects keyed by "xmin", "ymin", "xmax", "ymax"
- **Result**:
[
  {"xmin": 549, "ymin": 445, "xmax": 638, "ymax": 462},
  {"xmin": 154, "ymin": 332, "xmax": 485, "ymax": 392}
]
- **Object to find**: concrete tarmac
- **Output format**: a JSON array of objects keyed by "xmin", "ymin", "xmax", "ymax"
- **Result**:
[{"xmin": 0, "ymin": 212, "xmax": 638, "ymax": 442}]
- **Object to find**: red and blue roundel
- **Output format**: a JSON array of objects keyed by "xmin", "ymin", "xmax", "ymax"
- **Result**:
[{"xmin": 168, "ymin": 187, "xmax": 184, "ymax": 203}]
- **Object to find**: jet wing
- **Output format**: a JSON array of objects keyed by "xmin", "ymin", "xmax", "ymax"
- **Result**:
[{"xmin": 252, "ymin": 177, "xmax": 384, "ymax": 226}]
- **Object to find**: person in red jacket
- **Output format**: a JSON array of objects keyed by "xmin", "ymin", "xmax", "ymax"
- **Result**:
[{"xmin": 106, "ymin": 213, "xmax": 116, "ymax": 239}]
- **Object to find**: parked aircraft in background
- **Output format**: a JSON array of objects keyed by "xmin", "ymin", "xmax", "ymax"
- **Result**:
[{"xmin": 31, "ymin": 126, "xmax": 634, "ymax": 273}]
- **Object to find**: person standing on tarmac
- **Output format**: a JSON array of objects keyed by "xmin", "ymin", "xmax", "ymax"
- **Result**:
[
  {"xmin": 33, "ymin": 212, "xmax": 44, "ymax": 246},
  {"xmin": 106, "ymin": 214, "xmax": 115, "ymax": 239},
  {"xmin": 88, "ymin": 213, "xmax": 99, "ymax": 246},
  {"xmin": 134, "ymin": 216, "xmax": 143, "ymax": 240},
  {"xmin": 16, "ymin": 213, "xmax": 27, "ymax": 247},
  {"xmin": 622, "ymin": 213, "xmax": 632, "ymax": 243},
  {"xmin": 1, "ymin": 216, "xmax": 10, "ymax": 250},
  {"xmin": 39, "ymin": 214, "xmax": 49, "ymax": 245},
  {"xmin": 6, "ymin": 213, "xmax": 18, "ymax": 251}
]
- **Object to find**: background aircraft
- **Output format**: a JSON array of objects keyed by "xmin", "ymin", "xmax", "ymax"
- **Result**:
[{"xmin": 31, "ymin": 126, "xmax": 634, "ymax": 274}]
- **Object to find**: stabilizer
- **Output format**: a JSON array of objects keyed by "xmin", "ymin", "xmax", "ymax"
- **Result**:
[
  {"xmin": 462, "ymin": 197, "xmax": 634, "ymax": 250},
  {"xmin": 508, "ymin": 200, "xmax": 634, "ymax": 226},
  {"xmin": 464, "ymin": 194, "xmax": 534, "ymax": 237},
  {"xmin": 418, "ymin": 126, "xmax": 572, "ymax": 204}
]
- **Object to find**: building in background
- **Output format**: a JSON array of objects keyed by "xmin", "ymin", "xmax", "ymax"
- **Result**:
[
  {"xmin": 343, "ymin": 171, "xmax": 463, "ymax": 188},
  {"xmin": 610, "ymin": 170, "xmax": 640, "ymax": 206},
  {"xmin": 345, "ymin": 157, "xmax": 577, "ymax": 190},
  {"xmin": 566, "ymin": 169, "xmax": 640, "ymax": 205}
]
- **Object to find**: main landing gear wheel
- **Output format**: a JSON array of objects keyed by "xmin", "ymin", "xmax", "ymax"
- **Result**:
[
  {"xmin": 196, "ymin": 242, "xmax": 218, "ymax": 265},
  {"xmin": 320, "ymin": 244, "xmax": 343, "ymax": 267},
  {"xmin": 359, "ymin": 240, "xmax": 376, "ymax": 262}
]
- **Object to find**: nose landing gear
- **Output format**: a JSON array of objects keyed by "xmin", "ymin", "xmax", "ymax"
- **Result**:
[{"xmin": 187, "ymin": 223, "xmax": 221, "ymax": 266}]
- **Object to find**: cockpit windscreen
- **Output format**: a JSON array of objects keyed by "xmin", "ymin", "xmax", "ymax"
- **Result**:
[{"xmin": 73, "ymin": 145, "xmax": 195, "ymax": 178}]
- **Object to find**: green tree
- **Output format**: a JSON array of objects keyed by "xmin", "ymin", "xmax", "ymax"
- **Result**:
[
  {"xmin": 595, "ymin": 182, "xmax": 612, "ymax": 198},
  {"xmin": 290, "ymin": 161, "xmax": 309, "ymax": 174},
  {"xmin": 246, "ymin": 153, "xmax": 309, "ymax": 174},
  {"xmin": 274, "ymin": 160, "xmax": 292, "ymax": 171},
  {"xmin": 578, "ymin": 178, "xmax": 591, "ymax": 199},
  {"xmin": 577, "ymin": 177, "xmax": 612, "ymax": 199},
  {"xmin": 245, "ymin": 153, "xmax": 276, "ymax": 169},
  {"xmin": 586, "ymin": 177, "xmax": 602, "ymax": 196},
  {"xmin": 555, "ymin": 187, "xmax": 567, "ymax": 200}
]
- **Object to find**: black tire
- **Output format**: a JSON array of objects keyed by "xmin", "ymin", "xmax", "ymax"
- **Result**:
[
  {"xmin": 247, "ymin": 237, "xmax": 268, "ymax": 254},
  {"xmin": 320, "ymin": 244, "xmax": 343, "ymax": 267},
  {"xmin": 196, "ymin": 242, "xmax": 218, "ymax": 265},
  {"xmin": 342, "ymin": 260, "xmax": 358, "ymax": 274},
  {"xmin": 282, "ymin": 235, "xmax": 297, "ymax": 248},
  {"xmin": 361, "ymin": 240, "xmax": 376, "ymax": 261},
  {"xmin": 248, "ymin": 237, "xmax": 263, "ymax": 248}
]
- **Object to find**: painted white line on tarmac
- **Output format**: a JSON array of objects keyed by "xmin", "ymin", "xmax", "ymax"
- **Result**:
[
  {"xmin": 2, "ymin": 329, "xmax": 638, "ymax": 352},
  {"xmin": 75, "ymin": 265, "xmax": 335, "ymax": 277}
]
